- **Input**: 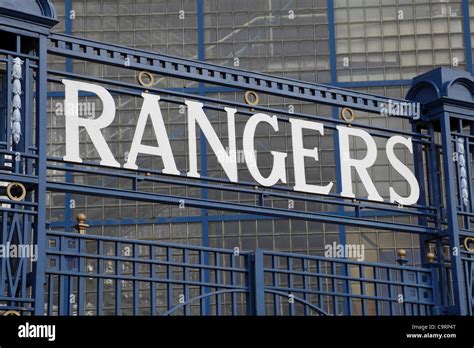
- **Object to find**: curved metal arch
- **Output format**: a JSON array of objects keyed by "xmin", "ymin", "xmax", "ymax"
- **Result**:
[
  {"xmin": 446, "ymin": 77, "xmax": 474, "ymax": 102},
  {"xmin": 36, "ymin": 0, "xmax": 57, "ymax": 18},
  {"xmin": 162, "ymin": 288, "xmax": 249, "ymax": 316},
  {"xmin": 406, "ymin": 79, "xmax": 441, "ymax": 105},
  {"xmin": 0, "ymin": 0, "xmax": 56, "ymax": 19},
  {"xmin": 264, "ymin": 289, "xmax": 330, "ymax": 316}
]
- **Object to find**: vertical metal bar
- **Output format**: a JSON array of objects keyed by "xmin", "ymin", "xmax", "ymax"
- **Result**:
[
  {"xmin": 346, "ymin": 263, "xmax": 352, "ymax": 315},
  {"xmin": 440, "ymin": 114, "xmax": 466, "ymax": 314},
  {"xmin": 115, "ymin": 241, "xmax": 122, "ymax": 315},
  {"xmin": 58, "ymin": 237, "xmax": 67, "ymax": 315},
  {"xmin": 328, "ymin": 0, "xmax": 350, "ymax": 316},
  {"xmin": 316, "ymin": 259, "xmax": 323, "ymax": 313},
  {"xmin": 197, "ymin": 0, "xmax": 211, "ymax": 315},
  {"xmin": 463, "ymin": 135, "xmax": 474, "ymax": 220},
  {"xmin": 288, "ymin": 256, "xmax": 294, "ymax": 316},
  {"xmin": 400, "ymin": 269, "xmax": 407, "ymax": 315},
  {"xmin": 359, "ymin": 264, "xmax": 366, "ymax": 316},
  {"xmin": 272, "ymin": 255, "xmax": 279, "ymax": 315},
  {"xmin": 230, "ymin": 254, "xmax": 237, "ymax": 315},
  {"xmin": 302, "ymin": 258, "xmax": 309, "ymax": 316},
  {"xmin": 331, "ymin": 261, "xmax": 338, "ymax": 315},
  {"xmin": 166, "ymin": 247, "xmax": 173, "ymax": 312},
  {"xmin": 412, "ymin": 123, "xmax": 430, "ymax": 266},
  {"xmin": 183, "ymin": 248, "xmax": 189, "ymax": 316},
  {"xmin": 77, "ymin": 239, "xmax": 84, "ymax": 315},
  {"xmin": 427, "ymin": 124, "xmax": 442, "ymax": 228},
  {"xmin": 199, "ymin": 250, "xmax": 206, "ymax": 315},
  {"xmin": 430, "ymin": 266, "xmax": 441, "ymax": 315},
  {"xmin": 437, "ymin": 239, "xmax": 448, "ymax": 308},
  {"xmin": 150, "ymin": 245, "xmax": 156, "ymax": 315},
  {"xmin": 373, "ymin": 266, "xmax": 379, "ymax": 315},
  {"xmin": 23, "ymin": 59, "xmax": 31, "ymax": 168},
  {"xmin": 64, "ymin": 0, "xmax": 73, "ymax": 233},
  {"xmin": 33, "ymin": 34, "xmax": 48, "ymax": 315},
  {"xmin": 462, "ymin": 0, "xmax": 473, "ymax": 73},
  {"xmin": 20, "ymin": 213, "xmax": 28, "ymax": 309},
  {"xmin": 253, "ymin": 249, "xmax": 265, "ymax": 315},
  {"xmin": 387, "ymin": 268, "xmax": 394, "ymax": 315},
  {"xmin": 0, "ymin": 211, "xmax": 6, "ymax": 300},
  {"xmin": 245, "ymin": 252, "xmax": 255, "ymax": 315},
  {"xmin": 47, "ymin": 274, "xmax": 54, "ymax": 315},
  {"xmin": 133, "ymin": 243, "xmax": 138, "ymax": 315},
  {"xmin": 6, "ymin": 56, "xmax": 12, "ymax": 151},
  {"xmin": 215, "ymin": 252, "xmax": 221, "ymax": 315},
  {"xmin": 97, "ymin": 240, "xmax": 103, "ymax": 315}
]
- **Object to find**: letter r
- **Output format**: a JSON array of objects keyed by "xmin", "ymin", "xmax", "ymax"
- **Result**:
[{"xmin": 62, "ymin": 79, "xmax": 120, "ymax": 167}]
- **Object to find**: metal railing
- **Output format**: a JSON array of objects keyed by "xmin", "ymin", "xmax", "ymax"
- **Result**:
[
  {"xmin": 44, "ymin": 230, "xmax": 251, "ymax": 315},
  {"xmin": 254, "ymin": 250, "xmax": 435, "ymax": 316},
  {"xmin": 44, "ymin": 229, "xmax": 436, "ymax": 316}
]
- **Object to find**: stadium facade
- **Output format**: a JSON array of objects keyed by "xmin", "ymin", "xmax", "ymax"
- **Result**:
[{"xmin": 0, "ymin": 0, "xmax": 473, "ymax": 316}]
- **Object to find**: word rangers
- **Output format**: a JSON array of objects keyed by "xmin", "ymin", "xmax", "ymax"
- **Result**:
[{"xmin": 61, "ymin": 80, "xmax": 420, "ymax": 206}]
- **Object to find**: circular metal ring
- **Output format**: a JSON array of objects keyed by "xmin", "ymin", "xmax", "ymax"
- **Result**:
[
  {"xmin": 340, "ymin": 107, "xmax": 355, "ymax": 122},
  {"xmin": 6, "ymin": 182, "xmax": 26, "ymax": 201},
  {"xmin": 3, "ymin": 310, "xmax": 20, "ymax": 316},
  {"xmin": 137, "ymin": 71, "xmax": 155, "ymax": 88},
  {"xmin": 464, "ymin": 237, "xmax": 474, "ymax": 253},
  {"xmin": 244, "ymin": 91, "xmax": 259, "ymax": 106}
]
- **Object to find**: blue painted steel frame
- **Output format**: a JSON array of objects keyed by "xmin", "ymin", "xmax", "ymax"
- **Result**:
[
  {"xmin": 49, "ymin": 0, "xmax": 474, "ymax": 231},
  {"xmin": 1, "ymin": 0, "xmax": 473, "ymax": 316}
]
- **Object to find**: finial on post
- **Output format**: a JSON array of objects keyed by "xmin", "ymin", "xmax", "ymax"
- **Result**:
[
  {"xmin": 426, "ymin": 252, "xmax": 436, "ymax": 264},
  {"xmin": 396, "ymin": 249, "xmax": 408, "ymax": 266},
  {"xmin": 74, "ymin": 213, "xmax": 88, "ymax": 234}
]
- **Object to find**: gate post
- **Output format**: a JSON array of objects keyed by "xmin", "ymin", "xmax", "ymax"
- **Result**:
[
  {"xmin": 407, "ymin": 67, "xmax": 474, "ymax": 315},
  {"xmin": 253, "ymin": 249, "xmax": 266, "ymax": 315},
  {"xmin": 0, "ymin": 1, "xmax": 57, "ymax": 315}
]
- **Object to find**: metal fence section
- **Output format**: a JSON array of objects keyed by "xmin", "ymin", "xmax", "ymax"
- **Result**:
[
  {"xmin": 253, "ymin": 249, "xmax": 435, "ymax": 316},
  {"xmin": 0, "ymin": 0, "xmax": 473, "ymax": 317},
  {"xmin": 44, "ymin": 230, "xmax": 252, "ymax": 316},
  {"xmin": 44, "ymin": 231, "xmax": 436, "ymax": 316}
]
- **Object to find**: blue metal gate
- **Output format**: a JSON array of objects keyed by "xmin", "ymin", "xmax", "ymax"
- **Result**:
[
  {"xmin": 43, "ymin": 228, "xmax": 435, "ymax": 316},
  {"xmin": 0, "ymin": 0, "xmax": 473, "ymax": 316}
]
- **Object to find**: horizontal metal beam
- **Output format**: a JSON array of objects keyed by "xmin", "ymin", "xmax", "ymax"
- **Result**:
[
  {"xmin": 46, "ymin": 181, "xmax": 439, "ymax": 235},
  {"xmin": 46, "ymin": 160, "xmax": 436, "ymax": 217},
  {"xmin": 48, "ymin": 33, "xmax": 412, "ymax": 115},
  {"xmin": 47, "ymin": 210, "xmax": 422, "ymax": 228},
  {"xmin": 47, "ymin": 70, "xmax": 431, "ymax": 141}
]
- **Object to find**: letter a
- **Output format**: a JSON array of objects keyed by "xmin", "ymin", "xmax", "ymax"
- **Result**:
[{"xmin": 124, "ymin": 93, "xmax": 179, "ymax": 175}]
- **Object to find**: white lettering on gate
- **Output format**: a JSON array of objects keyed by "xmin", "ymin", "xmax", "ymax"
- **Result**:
[
  {"xmin": 61, "ymin": 79, "xmax": 420, "ymax": 206},
  {"xmin": 337, "ymin": 126, "xmax": 383, "ymax": 202},
  {"xmin": 185, "ymin": 100, "xmax": 238, "ymax": 181},
  {"xmin": 290, "ymin": 118, "xmax": 332, "ymax": 195},
  {"xmin": 62, "ymin": 79, "xmax": 120, "ymax": 167},
  {"xmin": 124, "ymin": 93, "xmax": 179, "ymax": 175},
  {"xmin": 244, "ymin": 114, "xmax": 287, "ymax": 187}
]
